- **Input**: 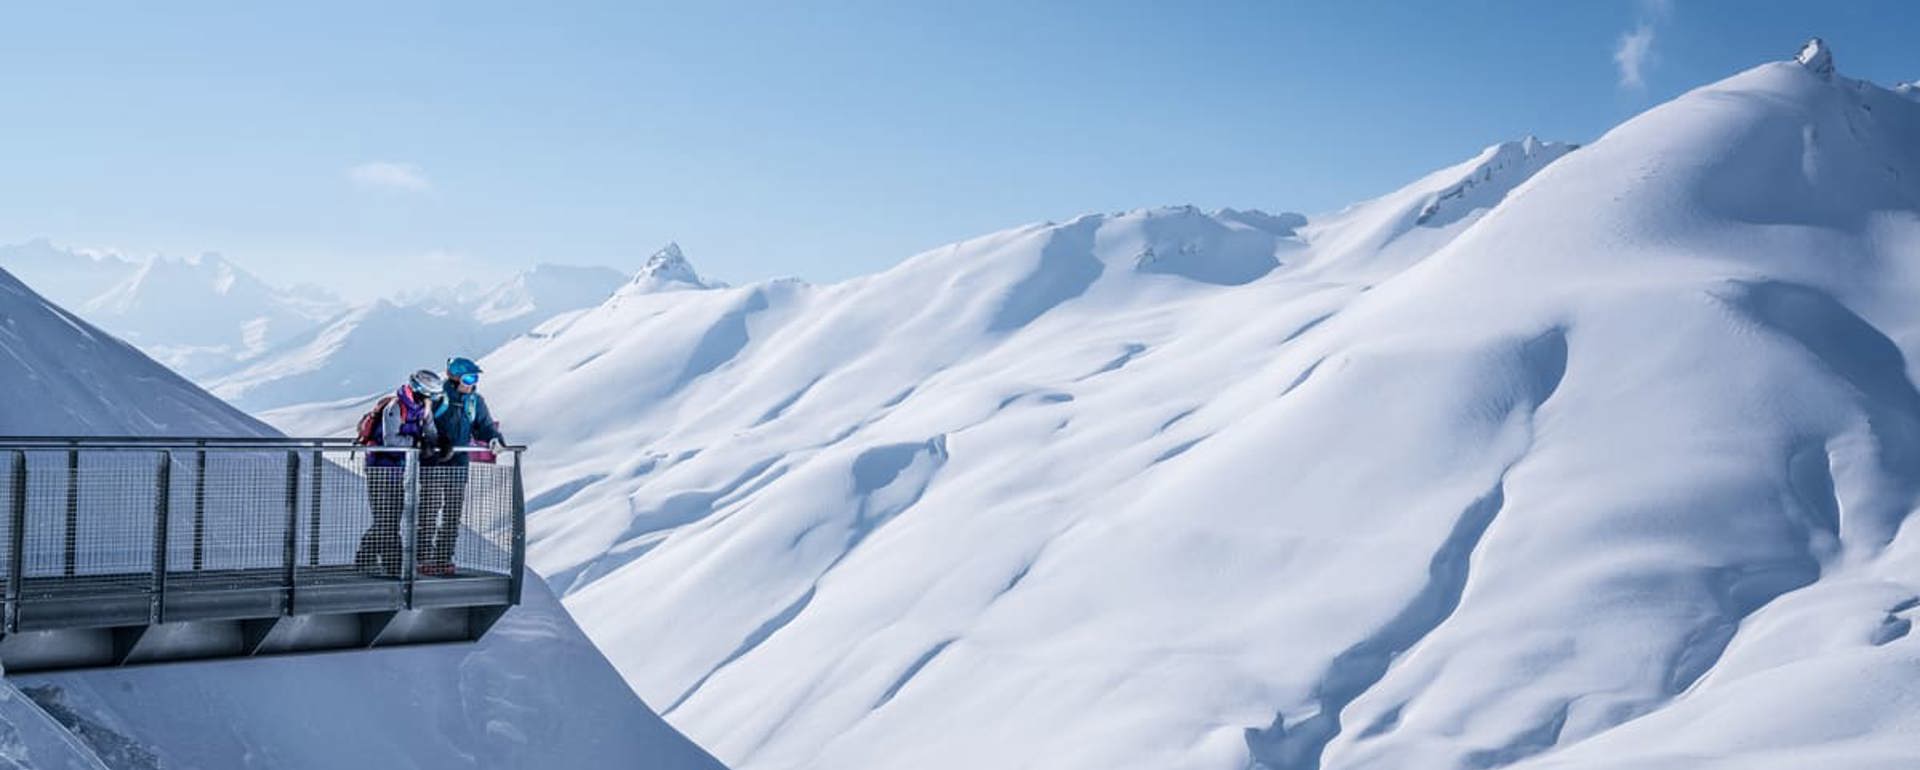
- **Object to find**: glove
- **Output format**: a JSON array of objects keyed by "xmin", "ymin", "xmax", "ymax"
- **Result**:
[{"xmin": 488, "ymin": 437, "xmax": 507, "ymax": 454}]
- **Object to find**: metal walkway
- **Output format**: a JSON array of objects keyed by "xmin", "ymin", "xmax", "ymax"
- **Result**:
[{"xmin": 0, "ymin": 437, "xmax": 526, "ymax": 672}]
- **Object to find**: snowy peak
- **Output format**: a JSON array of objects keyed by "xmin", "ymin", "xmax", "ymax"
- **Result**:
[
  {"xmin": 1795, "ymin": 37, "xmax": 1834, "ymax": 80},
  {"xmin": 90, "ymin": 252, "xmax": 275, "ymax": 314},
  {"xmin": 622, "ymin": 242, "xmax": 714, "ymax": 294}
]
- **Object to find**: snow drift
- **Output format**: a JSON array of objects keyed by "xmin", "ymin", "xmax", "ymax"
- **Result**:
[{"xmin": 475, "ymin": 43, "xmax": 1920, "ymax": 769}]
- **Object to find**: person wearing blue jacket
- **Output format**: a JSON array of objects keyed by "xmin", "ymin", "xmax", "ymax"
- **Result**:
[{"xmin": 418, "ymin": 356, "xmax": 507, "ymax": 576}]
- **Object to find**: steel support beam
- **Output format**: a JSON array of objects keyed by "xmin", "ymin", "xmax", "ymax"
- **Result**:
[
  {"xmin": 150, "ymin": 451, "xmax": 172, "ymax": 624},
  {"xmin": 5, "ymin": 451, "xmax": 25, "ymax": 634}
]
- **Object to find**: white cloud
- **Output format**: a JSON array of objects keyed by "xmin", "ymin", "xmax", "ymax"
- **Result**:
[
  {"xmin": 348, "ymin": 161, "xmax": 431, "ymax": 192},
  {"xmin": 1613, "ymin": 0, "xmax": 1671, "ymax": 91},
  {"xmin": 1614, "ymin": 23, "xmax": 1656, "ymax": 90}
]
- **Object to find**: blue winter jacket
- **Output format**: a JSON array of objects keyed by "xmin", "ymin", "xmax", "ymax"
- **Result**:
[{"xmin": 427, "ymin": 384, "xmax": 503, "ymax": 466}]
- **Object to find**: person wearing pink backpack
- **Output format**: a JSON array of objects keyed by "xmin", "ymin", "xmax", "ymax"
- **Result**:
[{"xmin": 352, "ymin": 369, "xmax": 444, "ymax": 576}]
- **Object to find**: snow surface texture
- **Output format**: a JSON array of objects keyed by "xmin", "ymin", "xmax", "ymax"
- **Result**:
[
  {"xmin": 0, "ymin": 270, "xmax": 724, "ymax": 768},
  {"xmin": 453, "ymin": 46, "xmax": 1920, "ymax": 769}
]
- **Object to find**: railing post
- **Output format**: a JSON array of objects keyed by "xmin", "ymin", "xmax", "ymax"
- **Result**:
[
  {"xmin": 6, "ymin": 451, "xmax": 26, "ymax": 634},
  {"xmin": 509, "ymin": 449, "xmax": 526, "ymax": 605},
  {"xmin": 151, "ymin": 451, "xmax": 172, "ymax": 624},
  {"xmin": 191, "ymin": 443, "xmax": 207, "ymax": 572},
  {"xmin": 62, "ymin": 446, "xmax": 77, "ymax": 578},
  {"xmin": 402, "ymin": 451, "xmax": 420, "ymax": 609},
  {"xmin": 284, "ymin": 451, "xmax": 300, "ymax": 614},
  {"xmin": 307, "ymin": 447, "xmax": 322, "ymax": 567}
]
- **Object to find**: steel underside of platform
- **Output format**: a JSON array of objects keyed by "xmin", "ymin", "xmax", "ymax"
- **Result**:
[
  {"xmin": 0, "ymin": 437, "xmax": 528, "ymax": 673},
  {"xmin": 2, "ymin": 569, "xmax": 514, "ymax": 671}
]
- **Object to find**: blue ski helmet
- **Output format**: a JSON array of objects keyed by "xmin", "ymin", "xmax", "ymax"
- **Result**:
[{"xmin": 447, "ymin": 356, "xmax": 482, "ymax": 377}]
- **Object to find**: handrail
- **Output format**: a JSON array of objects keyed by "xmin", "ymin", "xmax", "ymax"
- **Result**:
[
  {"xmin": 0, "ymin": 439, "xmax": 528, "ymax": 454},
  {"xmin": 0, "ymin": 436, "xmax": 363, "ymax": 445}
]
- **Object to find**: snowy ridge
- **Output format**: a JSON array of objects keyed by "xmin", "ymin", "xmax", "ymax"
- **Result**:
[
  {"xmin": 1293, "ymin": 136, "xmax": 1576, "ymax": 284},
  {"xmin": 464, "ymin": 43, "xmax": 1920, "ymax": 770}
]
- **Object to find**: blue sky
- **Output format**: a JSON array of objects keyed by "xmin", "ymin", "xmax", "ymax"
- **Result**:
[{"xmin": 1, "ymin": 1, "xmax": 1915, "ymax": 297}]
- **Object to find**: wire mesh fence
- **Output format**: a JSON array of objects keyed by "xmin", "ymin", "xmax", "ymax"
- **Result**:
[{"xmin": 0, "ymin": 440, "xmax": 524, "ymax": 624}]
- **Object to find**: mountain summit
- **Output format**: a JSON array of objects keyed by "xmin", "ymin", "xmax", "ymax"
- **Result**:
[
  {"xmin": 1795, "ymin": 36, "xmax": 1834, "ymax": 79},
  {"xmin": 623, "ymin": 242, "xmax": 715, "ymax": 294}
]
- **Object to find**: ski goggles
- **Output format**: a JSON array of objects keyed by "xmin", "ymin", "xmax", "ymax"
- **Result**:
[{"xmin": 458, "ymin": 373, "xmax": 480, "ymax": 386}]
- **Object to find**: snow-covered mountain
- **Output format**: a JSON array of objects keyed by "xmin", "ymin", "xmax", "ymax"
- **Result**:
[
  {"xmin": 0, "ymin": 239, "xmax": 133, "ymax": 311},
  {"xmin": 0, "ymin": 243, "xmax": 346, "ymax": 379},
  {"xmin": 620, "ymin": 242, "xmax": 720, "ymax": 295},
  {"xmin": 468, "ymin": 42, "xmax": 1920, "ymax": 769},
  {"xmin": 0, "ymin": 266, "xmax": 725, "ymax": 769},
  {"xmin": 209, "ymin": 262, "xmax": 631, "ymax": 412},
  {"xmin": 0, "ymin": 266, "xmax": 270, "ymax": 436},
  {"xmin": 0, "ymin": 241, "xmax": 638, "ymax": 410}
]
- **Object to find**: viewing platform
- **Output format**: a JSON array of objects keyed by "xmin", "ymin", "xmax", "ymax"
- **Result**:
[{"xmin": 0, "ymin": 437, "xmax": 527, "ymax": 672}]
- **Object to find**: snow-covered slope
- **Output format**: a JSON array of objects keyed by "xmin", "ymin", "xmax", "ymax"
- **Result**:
[
  {"xmin": 0, "ymin": 269, "xmax": 725, "ymax": 769},
  {"xmin": 11, "ymin": 574, "xmax": 725, "ymax": 770},
  {"xmin": 212, "ymin": 262, "xmax": 630, "ymax": 412},
  {"xmin": 477, "ymin": 43, "xmax": 1920, "ymax": 769}
]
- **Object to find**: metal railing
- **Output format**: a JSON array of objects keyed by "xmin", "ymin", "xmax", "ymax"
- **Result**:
[{"xmin": 0, "ymin": 437, "xmax": 527, "ymax": 671}]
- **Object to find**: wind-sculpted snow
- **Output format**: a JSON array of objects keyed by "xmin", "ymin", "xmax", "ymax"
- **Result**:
[{"xmin": 466, "ymin": 46, "xmax": 1920, "ymax": 770}]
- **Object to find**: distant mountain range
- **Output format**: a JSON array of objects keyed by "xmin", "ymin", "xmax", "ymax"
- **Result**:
[{"xmin": 0, "ymin": 240, "xmax": 714, "ymax": 412}]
